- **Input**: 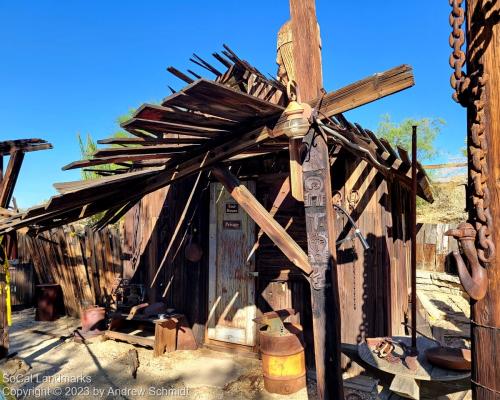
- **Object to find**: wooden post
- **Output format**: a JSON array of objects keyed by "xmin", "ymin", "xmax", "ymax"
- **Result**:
[
  {"xmin": 411, "ymin": 126, "xmax": 417, "ymax": 350},
  {"xmin": 0, "ymin": 150, "xmax": 25, "ymax": 359},
  {"xmin": 289, "ymin": 0, "xmax": 344, "ymax": 398},
  {"xmin": 0, "ymin": 151, "xmax": 24, "ymax": 208},
  {"xmin": 0, "ymin": 153, "xmax": 7, "ymax": 359},
  {"xmin": 465, "ymin": 1, "xmax": 500, "ymax": 398}
]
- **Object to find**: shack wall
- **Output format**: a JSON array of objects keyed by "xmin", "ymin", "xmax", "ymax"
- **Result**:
[
  {"xmin": 122, "ymin": 151, "xmax": 412, "ymax": 354},
  {"xmin": 122, "ymin": 176, "xmax": 208, "ymax": 345},
  {"xmin": 253, "ymin": 152, "xmax": 411, "ymax": 369}
]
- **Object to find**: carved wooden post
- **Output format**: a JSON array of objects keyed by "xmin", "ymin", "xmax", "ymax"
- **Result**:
[
  {"xmin": 464, "ymin": 1, "xmax": 500, "ymax": 398},
  {"xmin": 289, "ymin": 0, "xmax": 344, "ymax": 398}
]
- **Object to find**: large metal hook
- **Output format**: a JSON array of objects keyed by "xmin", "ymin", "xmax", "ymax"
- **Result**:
[{"xmin": 445, "ymin": 222, "xmax": 488, "ymax": 300}]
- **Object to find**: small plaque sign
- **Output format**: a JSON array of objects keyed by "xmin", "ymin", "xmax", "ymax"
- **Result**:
[
  {"xmin": 225, "ymin": 203, "xmax": 239, "ymax": 213},
  {"xmin": 223, "ymin": 220, "xmax": 241, "ymax": 230}
]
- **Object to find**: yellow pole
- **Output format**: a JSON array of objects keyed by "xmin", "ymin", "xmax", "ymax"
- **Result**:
[{"xmin": 0, "ymin": 236, "xmax": 11, "ymax": 326}]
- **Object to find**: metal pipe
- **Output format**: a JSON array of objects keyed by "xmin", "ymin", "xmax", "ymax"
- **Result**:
[
  {"xmin": 315, "ymin": 119, "xmax": 390, "ymax": 173},
  {"xmin": 411, "ymin": 126, "xmax": 418, "ymax": 350}
]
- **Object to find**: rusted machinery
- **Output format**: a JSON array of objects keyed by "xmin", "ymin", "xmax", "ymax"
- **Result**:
[{"xmin": 254, "ymin": 309, "xmax": 306, "ymax": 395}]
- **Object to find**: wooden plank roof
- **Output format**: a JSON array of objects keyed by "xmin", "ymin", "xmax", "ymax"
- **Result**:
[
  {"xmin": 0, "ymin": 47, "xmax": 433, "ymax": 235},
  {"xmin": 0, "ymin": 139, "xmax": 52, "ymax": 156}
]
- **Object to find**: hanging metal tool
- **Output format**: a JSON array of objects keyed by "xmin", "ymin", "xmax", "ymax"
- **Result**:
[
  {"xmin": 333, "ymin": 203, "xmax": 370, "ymax": 251},
  {"xmin": 445, "ymin": 222, "xmax": 488, "ymax": 300}
]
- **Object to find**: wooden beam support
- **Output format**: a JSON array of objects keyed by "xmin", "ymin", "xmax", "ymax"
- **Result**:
[
  {"xmin": 0, "ymin": 156, "xmax": 3, "ymax": 195},
  {"xmin": 212, "ymin": 166, "xmax": 312, "ymax": 274},
  {"xmin": 92, "ymin": 145, "xmax": 195, "ymax": 158},
  {"xmin": 290, "ymin": 0, "xmax": 344, "ymax": 398},
  {"xmin": 62, "ymin": 153, "xmax": 171, "ymax": 171},
  {"xmin": 315, "ymin": 64, "xmax": 415, "ymax": 119},
  {"xmin": 97, "ymin": 137, "xmax": 208, "ymax": 146},
  {"xmin": 0, "ymin": 139, "xmax": 52, "ymax": 156},
  {"xmin": 0, "ymin": 150, "xmax": 25, "ymax": 208},
  {"xmin": 289, "ymin": 139, "xmax": 304, "ymax": 201}
]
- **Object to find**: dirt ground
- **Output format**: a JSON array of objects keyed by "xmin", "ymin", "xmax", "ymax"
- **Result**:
[
  {"xmin": 0, "ymin": 307, "xmax": 472, "ymax": 399},
  {"xmin": 0, "ymin": 309, "xmax": 316, "ymax": 400}
]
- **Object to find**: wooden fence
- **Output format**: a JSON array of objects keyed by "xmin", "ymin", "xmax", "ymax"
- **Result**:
[
  {"xmin": 9, "ymin": 262, "xmax": 34, "ymax": 308},
  {"xmin": 18, "ymin": 225, "xmax": 122, "ymax": 317},
  {"xmin": 416, "ymin": 223, "xmax": 459, "ymax": 273},
  {"xmin": 14, "ymin": 220, "xmax": 457, "ymax": 315}
]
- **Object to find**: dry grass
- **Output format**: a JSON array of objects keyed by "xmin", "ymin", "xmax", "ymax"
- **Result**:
[{"xmin": 418, "ymin": 177, "xmax": 467, "ymax": 224}]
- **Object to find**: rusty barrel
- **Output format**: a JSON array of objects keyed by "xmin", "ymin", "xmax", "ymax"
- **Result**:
[
  {"xmin": 81, "ymin": 306, "xmax": 106, "ymax": 332},
  {"xmin": 35, "ymin": 284, "xmax": 64, "ymax": 321},
  {"xmin": 259, "ymin": 323, "xmax": 306, "ymax": 395}
]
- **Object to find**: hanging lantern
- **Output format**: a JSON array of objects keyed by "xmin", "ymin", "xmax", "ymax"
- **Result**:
[{"xmin": 280, "ymin": 101, "xmax": 311, "ymax": 139}]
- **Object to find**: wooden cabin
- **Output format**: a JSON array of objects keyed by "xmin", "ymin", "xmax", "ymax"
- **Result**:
[
  {"xmin": 0, "ymin": 48, "xmax": 432, "ymax": 373},
  {"xmin": 119, "ymin": 143, "xmax": 429, "ymax": 369}
]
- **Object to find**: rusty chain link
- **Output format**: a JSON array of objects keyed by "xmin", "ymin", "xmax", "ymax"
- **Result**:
[
  {"xmin": 470, "ymin": 76, "xmax": 495, "ymax": 264},
  {"xmin": 449, "ymin": 0, "xmax": 495, "ymax": 266},
  {"xmin": 449, "ymin": 0, "xmax": 469, "ymax": 104}
]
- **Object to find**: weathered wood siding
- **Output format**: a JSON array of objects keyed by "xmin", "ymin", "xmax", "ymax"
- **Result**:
[
  {"xmin": 122, "ymin": 176, "xmax": 208, "ymax": 345},
  {"xmin": 416, "ymin": 223, "xmax": 459, "ymax": 273},
  {"xmin": 17, "ymin": 225, "xmax": 122, "ymax": 317},
  {"xmin": 8, "ymin": 263, "xmax": 34, "ymax": 308},
  {"xmin": 252, "ymin": 152, "xmax": 412, "ymax": 370},
  {"xmin": 121, "ymin": 151, "xmax": 414, "ymax": 360}
]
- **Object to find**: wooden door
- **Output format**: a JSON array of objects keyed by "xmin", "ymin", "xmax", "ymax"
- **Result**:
[{"xmin": 207, "ymin": 182, "xmax": 256, "ymax": 346}]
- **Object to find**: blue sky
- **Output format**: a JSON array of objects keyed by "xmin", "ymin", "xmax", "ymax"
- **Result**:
[{"xmin": 0, "ymin": 0, "xmax": 465, "ymax": 208}]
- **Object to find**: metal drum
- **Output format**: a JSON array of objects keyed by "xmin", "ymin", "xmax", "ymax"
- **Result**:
[
  {"xmin": 256, "ymin": 309, "xmax": 306, "ymax": 395},
  {"xmin": 35, "ymin": 284, "xmax": 64, "ymax": 321}
]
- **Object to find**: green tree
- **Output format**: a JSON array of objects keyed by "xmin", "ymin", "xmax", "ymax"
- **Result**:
[
  {"xmin": 77, "ymin": 109, "xmax": 136, "ymax": 180},
  {"xmin": 76, "ymin": 110, "xmax": 136, "ymax": 225},
  {"xmin": 376, "ymin": 114, "xmax": 445, "ymax": 162}
]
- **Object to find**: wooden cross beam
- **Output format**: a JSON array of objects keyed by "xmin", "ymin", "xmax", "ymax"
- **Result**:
[
  {"xmin": 212, "ymin": 166, "xmax": 312, "ymax": 274},
  {"xmin": 314, "ymin": 64, "xmax": 414, "ymax": 118}
]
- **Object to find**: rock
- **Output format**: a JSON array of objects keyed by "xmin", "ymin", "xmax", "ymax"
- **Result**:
[{"xmin": 0, "ymin": 357, "xmax": 31, "ymax": 377}]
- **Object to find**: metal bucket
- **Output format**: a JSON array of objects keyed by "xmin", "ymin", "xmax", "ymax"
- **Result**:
[
  {"xmin": 259, "ymin": 323, "xmax": 306, "ymax": 395},
  {"xmin": 81, "ymin": 306, "xmax": 106, "ymax": 332}
]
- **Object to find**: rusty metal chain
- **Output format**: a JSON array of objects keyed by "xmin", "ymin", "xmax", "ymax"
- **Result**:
[
  {"xmin": 449, "ymin": 0, "xmax": 470, "ymax": 105},
  {"xmin": 448, "ymin": 0, "xmax": 496, "ymax": 268},
  {"xmin": 469, "ymin": 75, "xmax": 495, "ymax": 264}
]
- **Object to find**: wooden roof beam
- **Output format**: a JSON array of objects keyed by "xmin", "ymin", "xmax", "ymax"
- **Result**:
[
  {"xmin": 315, "ymin": 65, "xmax": 415, "ymax": 119},
  {"xmin": 0, "ymin": 139, "xmax": 52, "ymax": 155},
  {"xmin": 62, "ymin": 154, "xmax": 171, "ymax": 171},
  {"xmin": 92, "ymin": 145, "xmax": 195, "ymax": 158},
  {"xmin": 97, "ymin": 137, "xmax": 208, "ymax": 146}
]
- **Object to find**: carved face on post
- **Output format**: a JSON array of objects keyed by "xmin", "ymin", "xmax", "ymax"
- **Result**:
[
  {"xmin": 276, "ymin": 20, "xmax": 322, "ymax": 86},
  {"xmin": 304, "ymin": 176, "xmax": 326, "ymax": 207}
]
